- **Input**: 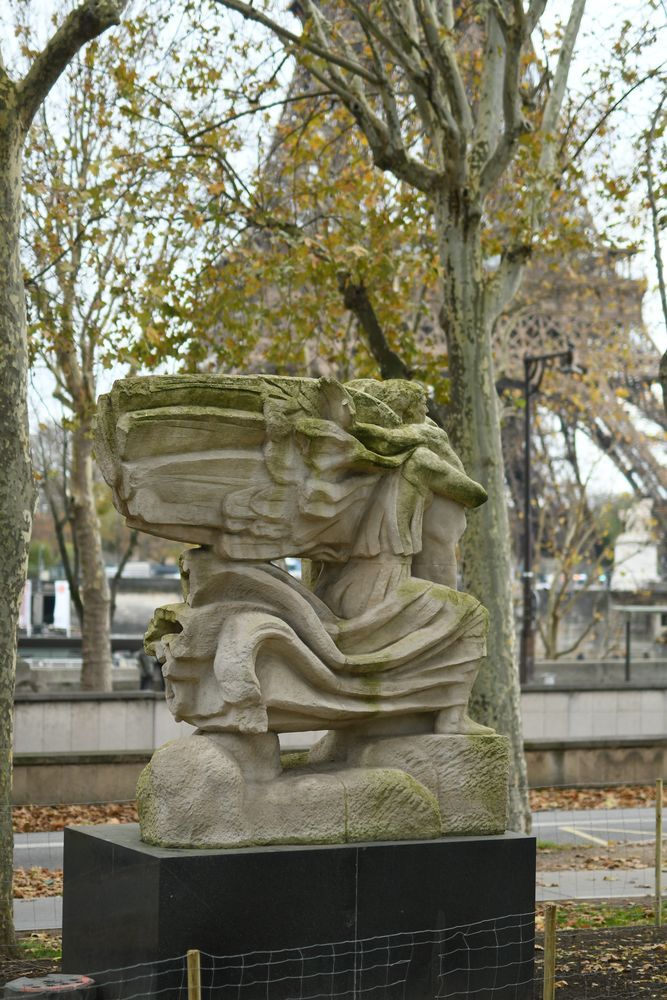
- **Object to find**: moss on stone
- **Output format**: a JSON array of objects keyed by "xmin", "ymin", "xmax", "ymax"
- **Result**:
[
  {"xmin": 344, "ymin": 768, "xmax": 442, "ymax": 843},
  {"xmin": 144, "ymin": 603, "xmax": 186, "ymax": 654},
  {"xmin": 280, "ymin": 750, "xmax": 311, "ymax": 770},
  {"xmin": 136, "ymin": 760, "xmax": 157, "ymax": 841}
]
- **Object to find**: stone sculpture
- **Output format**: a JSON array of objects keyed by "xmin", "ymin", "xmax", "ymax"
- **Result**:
[{"xmin": 96, "ymin": 374, "xmax": 509, "ymax": 847}]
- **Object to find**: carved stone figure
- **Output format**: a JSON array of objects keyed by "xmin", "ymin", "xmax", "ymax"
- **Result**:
[{"xmin": 97, "ymin": 374, "xmax": 509, "ymax": 847}]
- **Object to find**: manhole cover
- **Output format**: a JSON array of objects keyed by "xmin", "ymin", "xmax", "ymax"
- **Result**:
[{"xmin": 4, "ymin": 974, "xmax": 95, "ymax": 997}]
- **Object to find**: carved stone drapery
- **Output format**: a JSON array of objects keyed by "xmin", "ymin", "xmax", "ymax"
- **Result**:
[{"xmin": 97, "ymin": 374, "xmax": 509, "ymax": 847}]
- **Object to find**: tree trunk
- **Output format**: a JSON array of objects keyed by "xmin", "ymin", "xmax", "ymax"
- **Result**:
[
  {"xmin": 545, "ymin": 600, "xmax": 560, "ymax": 661},
  {"xmin": 436, "ymin": 199, "xmax": 530, "ymax": 832},
  {"xmin": 71, "ymin": 418, "xmax": 113, "ymax": 691},
  {"xmin": 0, "ymin": 123, "xmax": 34, "ymax": 953},
  {"xmin": 109, "ymin": 528, "xmax": 138, "ymax": 626}
]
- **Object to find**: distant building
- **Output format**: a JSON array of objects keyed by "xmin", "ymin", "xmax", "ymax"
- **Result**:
[{"xmin": 611, "ymin": 498, "xmax": 660, "ymax": 592}]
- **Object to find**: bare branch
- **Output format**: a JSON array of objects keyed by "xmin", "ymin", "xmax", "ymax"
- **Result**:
[
  {"xmin": 413, "ymin": 0, "xmax": 473, "ymax": 134},
  {"xmin": 187, "ymin": 90, "xmax": 336, "ymax": 142},
  {"xmin": 344, "ymin": 0, "xmax": 425, "ymax": 80},
  {"xmin": 538, "ymin": 0, "xmax": 586, "ymax": 176},
  {"xmin": 0, "ymin": 42, "xmax": 9, "ymax": 82},
  {"xmin": 484, "ymin": 243, "xmax": 531, "ymax": 320},
  {"xmin": 555, "ymin": 614, "xmax": 601, "ymax": 660},
  {"xmin": 17, "ymin": 1, "xmax": 129, "ymax": 132},
  {"xmin": 479, "ymin": 5, "xmax": 531, "ymax": 196},
  {"xmin": 380, "ymin": 0, "xmax": 459, "ymax": 149},
  {"xmin": 24, "ymin": 211, "xmax": 108, "ymax": 287},
  {"xmin": 109, "ymin": 528, "xmax": 138, "ymax": 624},
  {"xmin": 526, "ymin": 0, "xmax": 548, "ymax": 34},
  {"xmin": 646, "ymin": 91, "xmax": 667, "ymax": 339},
  {"xmin": 337, "ymin": 273, "xmax": 412, "ymax": 380},
  {"xmin": 351, "ymin": 16, "xmax": 406, "ymax": 147},
  {"xmin": 565, "ymin": 66, "xmax": 664, "ymax": 168},
  {"xmin": 474, "ymin": 8, "xmax": 505, "ymax": 161},
  {"xmin": 212, "ymin": 0, "xmax": 381, "ymax": 85},
  {"xmin": 215, "ymin": 0, "xmax": 445, "ymax": 192}
]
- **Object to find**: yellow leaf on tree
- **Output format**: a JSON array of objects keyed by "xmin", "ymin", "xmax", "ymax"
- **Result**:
[{"xmin": 145, "ymin": 325, "xmax": 162, "ymax": 345}]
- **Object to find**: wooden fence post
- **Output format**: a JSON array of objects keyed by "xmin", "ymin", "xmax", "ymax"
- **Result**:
[
  {"xmin": 657, "ymin": 778, "xmax": 663, "ymax": 929},
  {"xmin": 187, "ymin": 949, "xmax": 202, "ymax": 1000},
  {"xmin": 542, "ymin": 903, "xmax": 557, "ymax": 1000}
]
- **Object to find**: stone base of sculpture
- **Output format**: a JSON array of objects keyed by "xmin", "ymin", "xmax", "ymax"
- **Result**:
[
  {"xmin": 137, "ymin": 730, "xmax": 509, "ymax": 848},
  {"xmin": 62, "ymin": 824, "xmax": 535, "ymax": 1000}
]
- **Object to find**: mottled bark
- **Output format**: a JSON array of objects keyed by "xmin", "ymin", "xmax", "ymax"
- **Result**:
[
  {"xmin": 436, "ymin": 198, "xmax": 530, "ymax": 833},
  {"xmin": 71, "ymin": 419, "xmax": 113, "ymax": 691},
  {"xmin": 0, "ymin": 0, "xmax": 128, "ymax": 951},
  {"xmin": 0, "ymin": 113, "xmax": 34, "ymax": 954}
]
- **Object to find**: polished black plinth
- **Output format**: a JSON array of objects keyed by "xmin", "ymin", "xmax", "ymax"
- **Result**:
[{"xmin": 62, "ymin": 825, "xmax": 535, "ymax": 1000}]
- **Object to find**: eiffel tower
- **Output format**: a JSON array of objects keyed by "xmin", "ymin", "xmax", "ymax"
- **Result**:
[{"xmin": 217, "ymin": 3, "xmax": 667, "ymax": 563}]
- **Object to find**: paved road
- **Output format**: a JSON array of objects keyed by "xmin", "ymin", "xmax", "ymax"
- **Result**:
[
  {"xmin": 14, "ymin": 897, "xmax": 62, "ymax": 933},
  {"xmin": 13, "ymin": 831, "xmax": 64, "ymax": 870},
  {"xmin": 531, "ymin": 807, "xmax": 656, "ymax": 846},
  {"xmin": 537, "ymin": 867, "xmax": 657, "ymax": 901},
  {"xmin": 13, "ymin": 832, "xmax": 64, "ymax": 933}
]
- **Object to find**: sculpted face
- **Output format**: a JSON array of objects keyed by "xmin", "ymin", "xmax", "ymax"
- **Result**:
[
  {"xmin": 346, "ymin": 378, "xmax": 428, "ymax": 427},
  {"xmin": 393, "ymin": 387, "xmax": 428, "ymax": 425},
  {"xmin": 373, "ymin": 381, "xmax": 428, "ymax": 425}
]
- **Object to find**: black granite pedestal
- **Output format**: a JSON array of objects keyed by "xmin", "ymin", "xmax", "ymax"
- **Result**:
[{"xmin": 62, "ymin": 825, "xmax": 535, "ymax": 1000}]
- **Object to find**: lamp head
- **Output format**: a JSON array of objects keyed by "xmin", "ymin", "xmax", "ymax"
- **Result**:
[{"xmin": 559, "ymin": 344, "xmax": 587, "ymax": 376}]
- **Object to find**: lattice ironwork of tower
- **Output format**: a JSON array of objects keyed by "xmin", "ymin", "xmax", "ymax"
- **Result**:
[{"xmin": 496, "ymin": 247, "xmax": 666, "ymax": 523}]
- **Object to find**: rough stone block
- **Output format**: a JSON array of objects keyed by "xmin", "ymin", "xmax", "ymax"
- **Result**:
[
  {"xmin": 312, "ymin": 732, "xmax": 509, "ymax": 835},
  {"xmin": 137, "ymin": 732, "xmax": 442, "ymax": 847},
  {"xmin": 340, "ymin": 766, "xmax": 441, "ymax": 842}
]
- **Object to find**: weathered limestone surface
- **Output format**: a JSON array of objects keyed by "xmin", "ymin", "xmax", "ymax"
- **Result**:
[
  {"xmin": 97, "ymin": 374, "xmax": 509, "ymax": 847},
  {"xmin": 138, "ymin": 732, "xmax": 441, "ymax": 848},
  {"xmin": 310, "ymin": 732, "xmax": 510, "ymax": 835}
]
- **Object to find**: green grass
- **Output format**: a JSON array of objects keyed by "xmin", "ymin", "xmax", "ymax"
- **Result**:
[
  {"xmin": 18, "ymin": 933, "xmax": 62, "ymax": 961},
  {"xmin": 548, "ymin": 900, "xmax": 665, "ymax": 929}
]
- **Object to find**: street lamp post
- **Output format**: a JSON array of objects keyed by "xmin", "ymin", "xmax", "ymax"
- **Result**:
[{"xmin": 520, "ymin": 345, "xmax": 576, "ymax": 685}]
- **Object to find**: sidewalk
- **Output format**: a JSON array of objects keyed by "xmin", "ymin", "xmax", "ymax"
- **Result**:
[
  {"xmin": 536, "ymin": 867, "xmax": 656, "ymax": 901},
  {"xmin": 14, "ymin": 896, "xmax": 62, "ymax": 933}
]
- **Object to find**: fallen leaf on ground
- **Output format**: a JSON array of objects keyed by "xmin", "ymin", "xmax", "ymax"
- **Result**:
[
  {"xmin": 12, "ymin": 802, "xmax": 138, "ymax": 833},
  {"xmin": 530, "ymin": 785, "xmax": 657, "ymax": 812},
  {"xmin": 13, "ymin": 868, "xmax": 63, "ymax": 899}
]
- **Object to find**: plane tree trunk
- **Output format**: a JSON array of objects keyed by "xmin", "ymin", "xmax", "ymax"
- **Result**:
[
  {"xmin": 0, "ymin": 0, "xmax": 129, "ymax": 952},
  {"xmin": 71, "ymin": 417, "xmax": 113, "ymax": 691},
  {"xmin": 436, "ymin": 197, "xmax": 529, "ymax": 831},
  {"xmin": 0, "ymin": 104, "xmax": 34, "ymax": 959}
]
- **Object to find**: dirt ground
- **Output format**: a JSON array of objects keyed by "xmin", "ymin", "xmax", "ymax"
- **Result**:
[
  {"xmin": 529, "ymin": 785, "xmax": 658, "ymax": 812},
  {"xmin": 0, "ymin": 934, "xmax": 61, "ymax": 989},
  {"xmin": 0, "ymin": 954, "xmax": 60, "ymax": 989},
  {"xmin": 3, "ymin": 926, "xmax": 666, "ymax": 997},
  {"xmin": 534, "ymin": 924, "xmax": 666, "ymax": 999}
]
